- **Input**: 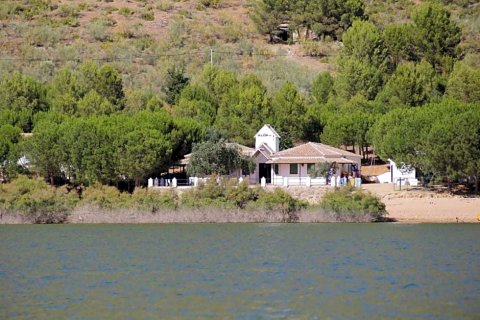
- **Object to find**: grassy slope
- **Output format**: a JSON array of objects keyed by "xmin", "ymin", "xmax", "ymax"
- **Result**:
[{"xmin": 0, "ymin": 0, "xmax": 478, "ymax": 94}]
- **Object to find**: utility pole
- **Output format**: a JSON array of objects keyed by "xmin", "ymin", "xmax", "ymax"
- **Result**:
[{"xmin": 210, "ymin": 48, "xmax": 213, "ymax": 65}]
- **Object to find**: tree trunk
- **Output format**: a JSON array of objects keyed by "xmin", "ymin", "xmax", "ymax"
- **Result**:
[{"xmin": 475, "ymin": 174, "xmax": 479, "ymax": 194}]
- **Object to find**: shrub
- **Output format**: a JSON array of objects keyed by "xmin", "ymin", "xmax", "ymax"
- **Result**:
[
  {"xmin": 130, "ymin": 188, "xmax": 178, "ymax": 212},
  {"xmin": 26, "ymin": 25, "xmax": 62, "ymax": 47},
  {"xmin": 118, "ymin": 7, "xmax": 133, "ymax": 17},
  {"xmin": 0, "ymin": 176, "xmax": 78, "ymax": 223},
  {"xmin": 139, "ymin": 9, "xmax": 155, "ymax": 21},
  {"xmin": 301, "ymin": 40, "xmax": 325, "ymax": 57},
  {"xmin": 224, "ymin": 179, "xmax": 261, "ymax": 209},
  {"xmin": 253, "ymin": 188, "xmax": 307, "ymax": 222},
  {"xmin": 58, "ymin": 4, "xmax": 79, "ymax": 18},
  {"xmin": 199, "ymin": 0, "xmax": 220, "ymax": 8},
  {"xmin": 180, "ymin": 176, "xmax": 231, "ymax": 208},
  {"xmin": 320, "ymin": 187, "xmax": 387, "ymax": 222},
  {"xmin": 103, "ymin": 6, "xmax": 117, "ymax": 14},
  {"xmin": 80, "ymin": 183, "xmax": 129, "ymax": 209},
  {"xmin": 87, "ymin": 20, "xmax": 111, "ymax": 42},
  {"xmin": 156, "ymin": 0, "xmax": 174, "ymax": 11}
]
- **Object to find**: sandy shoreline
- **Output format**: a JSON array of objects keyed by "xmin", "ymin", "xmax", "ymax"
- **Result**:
[{"xmin": 361, "ymin": 184, "xmax": 480, "ymax": 223}]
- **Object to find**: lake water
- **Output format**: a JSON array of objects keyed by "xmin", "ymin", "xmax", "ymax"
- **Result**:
[{"xmin": 1, "ymin": 224, "xmax": 479, "ymax": 319}]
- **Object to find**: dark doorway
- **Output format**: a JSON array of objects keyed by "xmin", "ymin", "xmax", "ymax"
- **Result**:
[{"xmin": 259, "ymin": 163, "xmax": 272, "ymax": 184}]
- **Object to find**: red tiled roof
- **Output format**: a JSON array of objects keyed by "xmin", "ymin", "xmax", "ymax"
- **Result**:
[
  {"xmin": 273, "ymin": 142, "xmax": 362, "ymax": 159},
  {"xmin": 267, "ymin": 157, "xmax": 357, "ymax": 164},
  {"xmin": 226, "ymin": 143, "xmax": 255, "ymax": 157}
]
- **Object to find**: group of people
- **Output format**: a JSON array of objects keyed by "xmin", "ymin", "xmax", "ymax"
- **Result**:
[
  {"xmin": 328, "ymin": 172, "xmax": 362, "ymax": 187},
  {"xmin": 326, "ymin": 163, "xmax": 361, "ymax": 187},
  {"xmin": 147, "ymin": 177, "xmax": 172, "ymax": 187}
]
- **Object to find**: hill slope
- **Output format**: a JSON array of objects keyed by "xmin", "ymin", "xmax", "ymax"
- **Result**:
[{"xmin": 0, "ymin": 0, "xmax": 478, "ymax": 94}]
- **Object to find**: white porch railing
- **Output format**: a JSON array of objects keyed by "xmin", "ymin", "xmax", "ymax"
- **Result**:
[{"xmin": 271, "ymin": 176, "xmax": 327, "ymax": 187}]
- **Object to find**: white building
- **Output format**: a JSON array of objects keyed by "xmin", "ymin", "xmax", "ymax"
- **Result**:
[
  {"xmin": 252, "ymin": 125, "xmax": 362, "ymax": 186},
  {"xmin": 182, "ymin": 124, "xmax": 363, "ymax": 187},
  {"xmin": 377, "ymin": 159, "xmax": 418, "ymax": 186}
]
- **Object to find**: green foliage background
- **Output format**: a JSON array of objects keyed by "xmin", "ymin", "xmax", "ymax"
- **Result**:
[{"xmin": 0, "ymin": 0, "xmax": 479, "ymax": 193}]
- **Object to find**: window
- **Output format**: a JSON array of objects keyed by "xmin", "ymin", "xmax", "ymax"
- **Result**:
[
  {"xmin": 274, "ymin": 164, "xmax": 279, "ymax": 175},
  {"xmin": 307, "ymin": 164, "xmax": 315, "ymax": 175},
  {"xmin": 290, "ymin": 163, "xmax": 298, "ymax": 174}
]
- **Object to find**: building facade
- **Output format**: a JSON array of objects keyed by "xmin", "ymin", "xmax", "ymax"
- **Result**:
[{"xmin": 252, "ymin": 125, "xmax": 362, "ymax": 186}]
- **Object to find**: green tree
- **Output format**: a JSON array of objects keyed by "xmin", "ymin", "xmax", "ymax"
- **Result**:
[
  {"xmin": 78, "ymin": 62, "xmax": 125, "ymax": 108},
  {"xmin": 371, "ymin": 107, "xmax": 430, "ymax": 168},
  {"xmin": 383, "ymin": 23, "xmax": 419, "ymax": 67},
  {"xmin": 77, "ymin": 90, "xmax": 116, "ymax": 116},
  {"xmin": 0, "ymin": 72, "xmax": 49, "ymax": 132},
  {"xmin": 320, "ymin": 98, "xmax": 374, "ymax": 159},
  {"xmin": 250, "ymin": 0, "xmax": 290, "ymax": 42},
  {"xmin": 215, "ymin": 74, "xmax": 273, "ymax": 146},
  {"xmin": 48, "ymin": 68, "xmax": 82, "ymax": 115},
  {"xmin": 302, "ymin": 102, "xmax": 329, "ymax": 142},
  {"xmin": 312, "ymin": 72, "xmax": 334, "ymax": 103},
  {"xmin": 370, "ymin": 100, "xmax": 472, "ymax": 180},
  {"xmin": 116, "ymin": 129, "xmax": 171, "ymax": 187},
  {"xmin": 187, "ymin": 139, "xmax": 250, "ymax": 177},
  {"xmin": 55, "ymin": 115, "xmax": 124, "ymax": 186},
  {"xmin": 334, "ymin": 57, "xmax": 384, "ymax": 101},
  {"xmin": 293, "ymin": 0, "xmax": 366, "ymax": 41},
  {"xmin": 201, "ymin": 65, "xmax": 239, "ymax": 106},
  {"xmin": 251, "ymin": 0, "xmax": 365, "ymax": 42},
  {"xmin": 28, "ymin": 112, "xmax": 66, "ymax": 185},
  {"xmin": 173, "ymin": 85, "xmax": 217, "ymax": 126},
  {"xmin": 377, "ymin": 60, "xmax": 438, "ymax": 108},
  {"xmin": 272, "ymin": 82, "xmax": 307, "ymax": 143},
  {"xmin": 335, "ymin": 21, "xmax": 387, "ymax": 101},
  {"xmin": 170, "ymin": 117, "xmax": 205, "ymax": 164},
  {"xmin": 421, "ymin": 105, "xmax": 480, "ymax": 191},
  {"xmin": 0, "ymin": 124, "xmax": 22, "ymax": 181},
  {"xmin": 163, "ymin": 64, "xmax": 189, "ymax": 105},
  {"xmin": 341, "ymin": 20, "xmax": 386, "ymax": 66},
  {"xmin": 446, "ymin": 62, "xmax": 480, "ymax": 103},
  {"xmin": 412, "ymin": 1, "xmax": 461, "ymax": 70}
]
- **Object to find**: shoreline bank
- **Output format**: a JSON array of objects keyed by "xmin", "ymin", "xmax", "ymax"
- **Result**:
[
  {"xmin": 0, "ymin": 206, "xmax": 379, "ymax": 224},
  {"xmin": 1, "ymin": 183, "xmax": 479, "ymax": 224}
]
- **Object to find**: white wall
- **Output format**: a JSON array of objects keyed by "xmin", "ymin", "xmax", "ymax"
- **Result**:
[
  {"xmin": 271, "ymin": 163, "xmax": 308, "ymax": 184},
  {"xmin": 272, "ymin": 163, "xmax": 329, "ymax": 186},
  {"xmin": 377, "ymin": 160, "xmax": 417, "ymax": 185},
  {"xmin": 255, "ymin": 125, "xmax": 279, "ymax": 152}
]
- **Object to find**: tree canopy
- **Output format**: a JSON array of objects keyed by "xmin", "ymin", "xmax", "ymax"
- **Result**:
[
  {"xmin": 251, "ymin": 0, "xmax": 366, "ymax": 42},
  {"xmin": 187, "ymin": 139, "xmax": 254, "ymax": 177}
]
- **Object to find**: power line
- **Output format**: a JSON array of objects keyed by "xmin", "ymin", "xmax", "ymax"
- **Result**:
[
  {"xmin": 0, "ymin": 50, "xmax": 205, "ymax": 62},
  {"xmin": 0, "ymin": 48, "xmax": 327, "ymax": 63}
]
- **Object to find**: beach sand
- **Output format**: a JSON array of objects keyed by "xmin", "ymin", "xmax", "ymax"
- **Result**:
[{"xmin": 362, "ymin": 184, "xmax": 480, "ymax": 223}]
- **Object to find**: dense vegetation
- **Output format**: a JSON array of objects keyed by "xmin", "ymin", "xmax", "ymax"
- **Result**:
[
  {"xmin": 187, "ymin": 138, "xmax": 255, "ymax": 177},
  {"xmin": 0, "ymin": 0, "xmax": 479, "ymax": 195},
  {"xmin": 319, "ymin": 186, "xmax": 387, "ymax": 222},
  {"xmin": 0, "ymin": 175, "xmax": 307, "ymax": 223}
]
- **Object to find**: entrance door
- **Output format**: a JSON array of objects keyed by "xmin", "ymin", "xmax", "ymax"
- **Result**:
[{"xmin": 259, "ymin": 163, "xmax": 272, "ymax": 184}]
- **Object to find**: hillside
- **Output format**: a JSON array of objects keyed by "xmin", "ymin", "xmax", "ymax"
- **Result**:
[
  {"xmin": 1, "ymin": 0, "xmax": 478, "ymax": 95},
  {"xmin": 0, "ymin": 0, "xmax": 328, "ymax": 94}
]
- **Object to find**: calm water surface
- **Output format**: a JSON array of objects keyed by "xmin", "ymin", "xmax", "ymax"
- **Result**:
[{"xmin": 1, "ymin": 224, "xmax": 479, "ymax": 319}]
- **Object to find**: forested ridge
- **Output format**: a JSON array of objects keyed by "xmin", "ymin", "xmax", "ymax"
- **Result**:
[{"xmin": 0, "ymin": 0, "xmax": 479, "ymax": 192}]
